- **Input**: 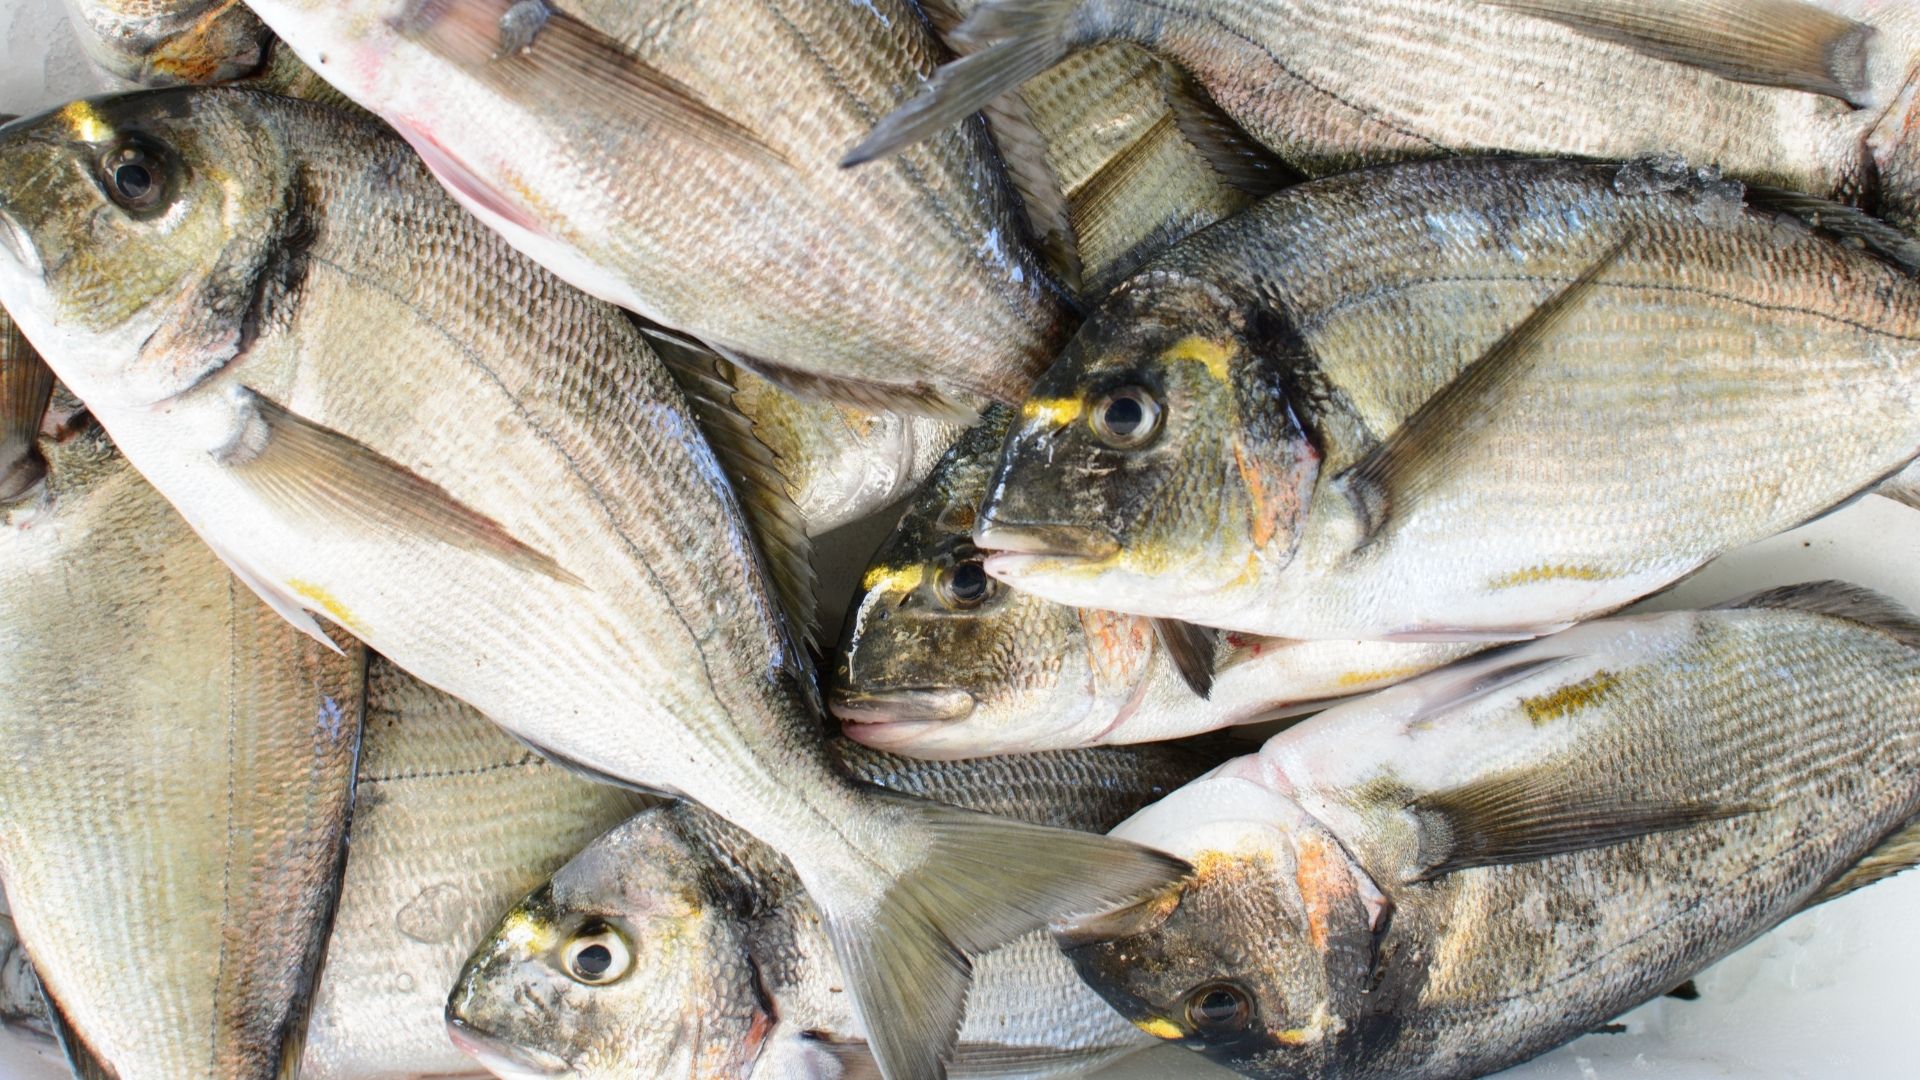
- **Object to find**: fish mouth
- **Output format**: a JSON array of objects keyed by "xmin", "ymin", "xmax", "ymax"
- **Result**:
[
  {"xmin": 446, "ymin": 1016, "xmax": 568, "ymax": 1078},
  {"xmin": 973, "ymin": 521, "xmax": 1119, "ymax": 561},
  {"xmin": 830, "ymin": 687, "xmax": 976, "ymax": 725}
]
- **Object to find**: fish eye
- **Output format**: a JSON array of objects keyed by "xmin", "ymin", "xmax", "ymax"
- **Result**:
[
  {"xmin": 1090, "ymin": 385, "xmax": 1162, "ymax": 450},
  {"xmin": 99, "ymin": 139, "xmax": 171, "ymax": 215},
  {"xmin": 1184, "ymin": 982, "xmax": 1253, "ymax": 1036},
  {"xmin": 935, "ymin": 556, "xmax": 994, "ymax": 610},
  {"xmin": 561, "ymin": 922, "xmax": 633, "ymax": 986}
]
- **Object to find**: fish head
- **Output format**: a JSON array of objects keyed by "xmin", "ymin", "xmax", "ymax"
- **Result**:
[
  {"xmin": 447, "ymin": 807, "xmax": 772, "ymax": 1079},
  {"xmin": 833, "ymin": 410, "xmax": 1158, "ymax": 756},
  {"xmin": 0, "ymin": 90, "xmax": 302, "ymax": 410},
  {"xmin": 1059, "ymin": 775, "xmax": 1378, "ymax": 1077},
  {"xmin": 61, "ymin": 0, "xmax": 273, "ymax": 86},
  {"xmin": 977, "ymin": 283, "xmax": 1320, "ymax": 622}
]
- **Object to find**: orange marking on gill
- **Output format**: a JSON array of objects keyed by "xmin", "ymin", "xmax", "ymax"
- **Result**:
[
  {"xmin": 1235, "ymin": 442, "xmax": 1282, "ymax": 549},
  {"xmin": 1291, "ymin": 835, "xmax": 1347, "ymax": 954},
  {"xmin": 1521, "ymin": 670, "xmax": 1617, "ymax": 726}
]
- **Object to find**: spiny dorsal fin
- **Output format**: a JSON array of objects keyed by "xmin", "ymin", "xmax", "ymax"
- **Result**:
[
  {"xmin": 1742, "ymin": 185, "xmax": 1920, "ymax": 276},
  {"xmin": 981, "ymin": 92, "xmax": 1083, "ymax": 294},
  {"xmin": 1805, "ymin": 814, "xmax": 1920, "ymax": 907},
  {"xmin": 1722, "ymin": 580, "xmax": 1920, "ymax": 650},
  {"xmin": 0, "ymin": 310, "xmax": 53, "ymax": 502},
  {"xmin": 220, "ymin": 387, "xmax": 582, "ymax": 589},
  {"xmin": 1153, "ymin": 618, "xmax": 1218, "ymax": 699},
  {"xmin": 1410, "ymin": 767, "xmax": 1750, "ymax": 882},
  {"xmin": 1332, "ymin": 232, "xmax": 1635, "ymax": 546},
  {"xmin": 1159, "ymin": 67, "xmax": 1300, "ymax": 198},
  {"xmin": 846, "ymin": 0, "xmax": 1085, "ymax": 166},
  {"xmin": 396, "ymin": 0, "xmax": 786, "ymax": 166},
  {"xmin": 1488, "ymin": 0, "xmax": 1875, "ymax": 105},
  {"xmin": 641, "ymin": 326, "xmax": 820, "ymax": 651},
  {"xmin": 41, "ymin": 984, "xmax": 117, "ymax": 1080}
]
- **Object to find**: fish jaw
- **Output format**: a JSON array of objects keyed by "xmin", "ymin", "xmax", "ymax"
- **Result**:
[
  {"xmin": 833, "ymin": 688, "xmax": 986, "ymax": 759},
  {"xmin": 446, "ymin": 1017, "xmax": 570, "ymax": 1079}
]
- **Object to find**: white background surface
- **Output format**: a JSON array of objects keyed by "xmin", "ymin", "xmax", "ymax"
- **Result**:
[{"xmin": 4, "ymin": 1, "xmax": 1920, "ymax": 1077}]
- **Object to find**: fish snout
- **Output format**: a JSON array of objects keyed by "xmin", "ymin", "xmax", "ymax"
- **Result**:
[
  {"xmin": 446, "ymin": 1013, "xmax": 569, "ymax": 1078},
  {"xmin": 973, "ymin": 520, "xmax": 1119, "ymax": 561},
  {"xmin": 830, "ymin": 686, "xmax": 976, "ymax": 724}
]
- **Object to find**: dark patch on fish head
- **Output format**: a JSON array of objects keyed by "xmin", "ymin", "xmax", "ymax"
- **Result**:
[
  {"xmin": 447, "ymin": 808, "xmax": 771, "ymax": 1078},
  {"xmin": 0, "ymin": 89, "xmax": 306, "ymax": 406},
  {"xmin": 975, "ymin": 283, "xmax": 1319, "ymax": 619},
  {"xmin": 833, "ymin": 408, "xmax": 1152, "ymax": 755},
  {"xmin": 70, "ymin": 2, "xmax": 272, "ymax": 86}
]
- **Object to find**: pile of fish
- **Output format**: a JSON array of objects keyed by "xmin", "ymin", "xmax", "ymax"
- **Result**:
[{"xmin": 0, "ymin": 1, "xmax": 1917, "ymax": 1078}]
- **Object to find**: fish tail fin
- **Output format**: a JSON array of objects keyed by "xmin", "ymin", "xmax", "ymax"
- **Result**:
[
  {"xmin": 806, "ymin": 789, "xmax": 1187, "ymax": 1080},
  {"xmin": 844, "ymin": 0, "xmax": 1090, "ymax": 166}
]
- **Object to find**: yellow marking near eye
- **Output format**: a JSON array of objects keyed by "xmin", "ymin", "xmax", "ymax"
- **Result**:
[
  {"xmin": 1133, "ymin": 1017, "xmax": 1184, "ymax": 1040},
  {"xmin": 1272, "ymin": 1028, "xmax": 1313, "ymax": 1046},
  {"xmin": 499, "ymin": 910, "xmax": 556, "ymax": 951},
  {"xmin": 289, "ymin": 579, "xmax": 366, "ymax": 634},
  {"xmin": 1163, "ymin": 337, "xmax": 1234, "ymax": 383},
  {"xmin": 1521, "ymin": 671, "xmax": 1618, "ymax": 726},
  {"xmin": 1488, "ymin": 564, "xmax": 1614, "ymax": 589},
  {"xmin": 860, "ymin": 564, "xmax": 924, "ymax": 594},
  {"xmin": 1336, "ymin": 664, "xmax": 1435, "ymax": 689},
  {"xmin": 59, "ymin": 101, "xmax": 112, "ymax": 143},
  {"xmin": 1022, "ymin": 396, "xmax": 1084, "ymax": 426}
]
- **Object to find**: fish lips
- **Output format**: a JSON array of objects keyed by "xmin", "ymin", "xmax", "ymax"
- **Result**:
[
  {"xmin": 831, "ymin": 686, "xmax": 977, "ymax": 726},
  {"xmin": 974, "ymin": 520, "xmax": 1120, "ymax": 581},
  {"xmin": 446, "ymin": 1015, "xmax": 570, "ymax": 1079}
]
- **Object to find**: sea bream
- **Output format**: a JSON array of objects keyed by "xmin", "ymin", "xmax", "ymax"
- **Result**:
[
  {"xmin": 971, "ymin": 156, "xmax": 1920, "ymax": 640},
  {"xmin": 834, "ymin": 410, "xmax": 1481, "ymax": 758},
  {"xmin": 232, "ymin": 0, "xmax": 1074, "ymax": 418},
  {"xmin": 853, "ymin": 0, "xmax": 1920, "ymax": 236},
  {"xmin": 447, "ymin": 738, "xmax": 1229, "ymax": 1080},
  {"xmin": 1062, "ymin": 585, "xmax": 1920, "ymax": 1079},
  {"xmin": 0, "ymin": 91, "xmax": 1184, "ymax": 1080},
  {"xmin": 57, "ymin": 0, "xmax": 273, "ymax": 86}
]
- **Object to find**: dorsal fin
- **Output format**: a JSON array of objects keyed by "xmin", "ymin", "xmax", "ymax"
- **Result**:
[
  {"xmin": 1488, "ymin": 0, "xmax": 1876, "ymax": 105},
  {"xmin": 1742, "ymin": 185, "xmax": 1920, "ymax": 276},
  {"xmin": 640, "ymin": 325, "xmax": 820, "ymax": 651},
  {"xmin": 1722, "ymin": 580, "xmax": 1920, "ymax": 650}
]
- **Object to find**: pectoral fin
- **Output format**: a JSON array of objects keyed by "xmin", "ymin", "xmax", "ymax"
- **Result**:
[
  {"xmin": 732, "ymin": 353, "xmax": 985, "ymax": 423},
  {"xmin": 1332, "ymin": 233, "xmax": 1633, "ymax": 545},
  {"xmin": 219, "ymin": 387, "xmax": 581, "ymax": 588},
  {"xmin": 1409, "ymin": 768, "xmax": 1750, "ymax": 882},
  {"xmin": 1152, "ymin": 618, "xmax": 1219, "ymax": 699},
  {"xmin": 395, "ymin": 0, "xmax": 785, "ymax": 165},
  {"xmin": 1488, "ymin": 0, "xmax": 1875, "ymax": 105},
  {"xmin": 0, "ymin": 325, "xmax": 52, "ymax": 502}
]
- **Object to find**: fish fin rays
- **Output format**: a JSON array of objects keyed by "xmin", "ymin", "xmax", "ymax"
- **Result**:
[
  {"xmin": 219, "ymin": 387, "xmax": 582, "ymax": 589},
  {"xmin": 1159, "ymin": 68, "xmax": 1300, "ymax": 198},
  {"xmin": 1331, "ymin": 233, "xmax": 1635, "ymax": 546},
  {"xmin": 818, "ymin": 789, "xmax": 1187, "ymax": 1080},
  {"xmin": 204, "ymin": 535, "xmax": 347, "ymax": 655},
  {"xmin": 1721, "ymin": 580, "xmax": 1920, "ymax": 650},
  {"xmin": 1805, "ymin": 814, "xmax": 1920, "ymax": 908},
  {"xmin": 396, "ymin": 0, "xmax": 785, "ymax": 166},
  {"xmin": 1741, "ymin": 186, "xmax": 1920, "ymax": 276},
  {"xmin": 643, "ymin": 325, "xmax": 821, "ymax": 651},
  {"xmin": 1409, "ymin": 768, "xmax": 1752, "ymax": 882},
  {"xmin": 845, "ymin": 0, "xmax": 1085, "ymax": 166},
  {"xmin": 732, "ymin": 353, "xmax": 984, "ymax": 423},
  {"xmin": 1488, "ymin": 0, "xmax": 1875, "ymax": 105},
  {"xmin": 1151, "ymin": 618, "xmax": 1218, "ymax": 699},
  {"xmin": 40, "ymin": 984, "xmax": 118, "ymax": 1080},
  {"xmin": 0, "ymin": 328, "xmax": 52, "ymax": 501},
  {"xmin": 981, "ymin": 93, "xmax": 1083, "ymax": 294},
  {"xmin": 1878, "ymin": 465, "xmax": 1920, "ymax": 511}
]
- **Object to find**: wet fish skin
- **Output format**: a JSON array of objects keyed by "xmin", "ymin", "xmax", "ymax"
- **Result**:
[
  {"xmin": 834, "ymin": 409, "xmax": 1480, "ymax": 757},
  {"xmin": 0, "ymin": 88, "xmax": 1185, "ymax": 1080},
  {"xmin": 239, "ymin": 0, "xmax": 1071, "ymax": 416},
  {"xmin": 0, "ymin": 393, "xmax": 364, "ymax": 1079},
  {"xmin": 449, "ymin": 738, "xmax": 1228, "ymax": 1080},
  {"xmin": 1063, "ymin": 588, "xmax": 1920, "ymax": 1079},
  {"xmin": 299, "ymin": 659, "xmax": 648, "ymax": 1080},
  {"xmin": 59, "ymin": 0, "xmax": 272, "ymax": 85},
  {"xmin": 976, "ymin": 156, "xmax": 1920, "ymax": 639}
]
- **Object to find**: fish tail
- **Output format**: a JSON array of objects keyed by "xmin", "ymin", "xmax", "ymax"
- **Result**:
[
  {"xmin": 802, "ymin": 788, "xmax": 1187, "ymax": 1080},
  {"xmin": 843, "ymin": 0, "xmax": 1091, "ymax": 166}
]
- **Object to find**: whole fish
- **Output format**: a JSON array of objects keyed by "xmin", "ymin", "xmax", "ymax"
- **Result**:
[
  {"xmin": 834, "ymin": 410, "xmax": 1481, "ymax": 758},
  {"xmin": 236, "ymin": 0, "xmax": 1072, "ymax": 418},
  {"xmin": 299, "ymin": 659, "xmax": 649, "ymax": 1080},
  {"xmin": 58, "ymin": 0, "xmax": 271, "ymax": 85},
  {"xmin": 448, "ymin": 738, "xmax": 1229, "ymax": 1080},
  {"xmin": 972, "ymin": 156, "xmax": 1920, "ymax": 640},
  {"xmin": 0, "ymin": 371, "xmax": 364, "ymax": 1077},
  {"xmin": 853, "ymin": 0, "xmax": 1920, "ymax": 236},
  {"xmin": 1061, "ymin": 584, "xmax": 1920, "ymax": 1079},
  {"xmin": 0, "ymin": 90, "xmax": 1183, "ymax": 1080}
]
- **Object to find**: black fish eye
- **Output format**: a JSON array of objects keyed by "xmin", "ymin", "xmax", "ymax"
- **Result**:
[
  {"xmin": 1090, "ymin": 385, "xmax": 1162, "ymax": 449},
  {"xmin": 936, "ymin": 557, "xmax": 993, "ymax": 610},
  {"xmin": 100, "ymin": 141, "xmax": 170, "ymax": 214},
  {"xmin": 1184, "ymin": 982, "xmax": 1253, "ymax": 1035},
  {"xmin": 562, "ymin": 922, "xmax": 633, "ymax": 985}
]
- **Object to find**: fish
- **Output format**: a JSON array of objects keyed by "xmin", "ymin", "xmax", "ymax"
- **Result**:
[
  {"xmin": 1059, "ymin": 583, "xmax": 1920, "ymax": 1079},
  {"xmin": 447, "ymin": 737, "xmax": 1232, "ymax": 1080},
  {"xmin": 299, "ymin": 659, "xmax": 649, "ymax": 1080},
  {"xmin": 833, "ymin": 409, "xmax": 1482, "ymax": 758},
  {"xmin": 58, "ymin": 0, "xmax": 273, "ymax": 85},
  {"xmin": 971, "ymin": 156, "xmax": 1920, "ymax": 640},
  {"xmin": 0, "ymin": 303, "xmax": 50, "ymax": 502},
  {"xmin": 0, "ymin": 897, "xmax": 52, "ymax": 1046},
  {"xmin": 235, "ymin": 0, "xmax": 1074, "ymax": 419},
  {"xmin": 0, "ymin": 89, "xmax": 1186, "ymax": 1080},
  {"xmin": 0, "ymin": 370, "xmax": 365, "ymax": 1078},
  {"xmin": 852, "ymin": 0, "xmax": 1920, "ymax": 237}
]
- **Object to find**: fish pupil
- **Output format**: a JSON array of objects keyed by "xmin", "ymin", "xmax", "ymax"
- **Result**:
[
  {"xmin": 114, "ymin": 163, "xmax": 152, "ymax": 200},
  {"xmin": 951, "ymin": 561, "xmax": 987, "ymax": 602},
  {"xmin": 1104, "ymin": 396, "xmax": 1144, "ymax": 435},
  {"xmin": 574, "ymin": 943, "xmax": 613, "ymax": 977}
]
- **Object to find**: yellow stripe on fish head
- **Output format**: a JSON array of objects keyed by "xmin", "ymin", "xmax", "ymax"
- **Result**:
[
  {"xmin": 860, "ymin": 563, "xmax": 924, "ymax": 596},
  {"xmin": 58, "ymin": 101, "xmax": 113, "ymax": 143},
  {"xmin": 1021, "ymin": 396, "xmax": 1083, "ymax": 427},
  {"xmin": 1133, "ymin": 1016, "xmax": 1185, "ymax": 1041},
  {"xmin": 1163, "ymin": 336, "xmax": 1234, "ymax": 383}
]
